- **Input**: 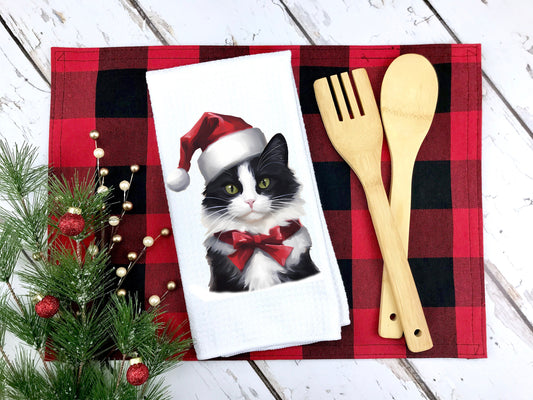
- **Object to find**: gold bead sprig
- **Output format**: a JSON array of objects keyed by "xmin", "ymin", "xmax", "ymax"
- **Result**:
[
  {"xmin": 116, "ymin": 228, "xmax": 172, "ymax": 289},
  {"xmin": 147, "ymin": 279, "xmax": 178, "ymax": 309},
  {"xmin": 90, "ymin": 129, "xmax": 141, "ymax": 247}
]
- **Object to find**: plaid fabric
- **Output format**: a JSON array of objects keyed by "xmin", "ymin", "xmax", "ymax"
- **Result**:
[{"xmin": 49, "ymin": 44, "xmax": 485, "ymax": 359}]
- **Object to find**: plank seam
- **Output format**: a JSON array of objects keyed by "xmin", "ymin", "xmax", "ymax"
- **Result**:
[
  {"xmin": 248, "ymin": 361, "xmax": 283, "ymax": 400},
  {"xmin": 0, "ymin": 12, "xmax": 50, "ymax": 86},
  {"xmin": 124, "ymin": 0, "xmax": 170, "ymax": 46},
  {"xmin": 278, "ymin": 0, "xmax": 316, "ymax": 45},
  {"xmin": 423, "ymin": 0, "xmax": 533, "ymax": 141},
  {"xmin": 485, "ymin": 264, "xmax": 533, "ymax": 334},
  {"xmin": 398, "ymin": 359, "xmax": 439, "ymax": 400}
]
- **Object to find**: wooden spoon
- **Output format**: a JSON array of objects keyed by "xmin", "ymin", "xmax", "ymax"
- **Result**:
[{"xmin": 378, "ymin": 53, "xmax": 439, "ymax": 338}]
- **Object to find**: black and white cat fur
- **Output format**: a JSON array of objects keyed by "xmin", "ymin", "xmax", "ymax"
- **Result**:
[{"xmin": 202, "ymin": 134, "xmax": 319, "ymax": 292}]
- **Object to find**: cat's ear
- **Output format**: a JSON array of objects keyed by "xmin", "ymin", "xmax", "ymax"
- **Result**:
[{"xmin": 258, "ymin": 133, "xmax": 288, "ymax": 167}]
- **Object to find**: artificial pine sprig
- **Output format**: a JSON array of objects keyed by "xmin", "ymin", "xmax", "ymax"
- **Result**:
[
  {"xmin": 0, "ymin": 293, "xmax": 49, "ymax": 352},
  {"xmin": 0, "ymin": 137, "xmax": 190, "ymax": 399},
  {"xmin": 48, "ymin": 301, "xmax": 111, "ymax": 365},
  {"xmin": 18, "ymin": 242, "xmax": 113, "ymax": 305},
  {"xmin": 0, "ymin": 141, "xmax": 48, "ymax": 202},
  {"xmin": 0, "ymin": 224, "xmax": 21, "ymax": 282},
  {"xmin": 48, "ymin": 170, "xmax": 112, "ymax": 240}
]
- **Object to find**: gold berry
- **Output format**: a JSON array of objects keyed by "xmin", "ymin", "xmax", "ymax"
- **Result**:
[
  {"xmin": 148, "ymin": 295, "xmax": 160, "ymax": 307},
  {"xmin": 67, "ymin": 207, "xmax": 82, "ymax": 215},
  {"xmin": 130, "ymin": 164, "xmax": 140, "ymax": 173},
  {"xmin": 160, "ymin": 228, "xmax": 171, "ymax": 237},
  {"xmin": 87, "ymin": 244, "xmax": 99, "ymax": 256},
  {"xmin": 117, "ymin": 289, "xmax": 127, "ymax": 297},
  {"xmin": 122, "ymin": 201, "xmax": 133, "ymax": 211},
  {"xmin": 97, "ymin": 185, "xmax": 108, "ymax": 194},
  {"xmin": 119, "ymin": 180, "xmax": 130, "ymax": 191},
  {"xmin": 99, "ymin": 168, "xmax": 109, "ymax": 177},
  {"xmin": 127, "ymin": 252, "xmax": 137, "ymax": 261},
  {"xmin": 166, "ymin": 281, "xmax": 177, "ymax": 291},
  {"xmin": 129, "ymin": 357, "xmax": 142, "ymax": 366},
  {"xmin": 115, "ymin": 267, "xmax": 127, "ymax": 278},
  {"xmin": 89, "ymin": 130, "xmax": 100, "ymax": 140},
  {"xmin": 142, "ymin": 236, "xmax": 154, "ymax": 247},
  {"xmin": 109, "ymin": 216, "xmax": 120, "ymax": 227},
  {"xmin": 93, "ymin": 148, "xmax": 105, "ymax": 159},
  {"xmin": 112, "ymin": 234, "xmax": 122, "ymax": 243}
]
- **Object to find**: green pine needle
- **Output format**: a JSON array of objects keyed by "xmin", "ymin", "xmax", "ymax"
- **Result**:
[
  {"xmin": 18, "ymin": 242, "xmax": 113, "ymax": 305},
  {"xmin": 109, "ymin": 295, "xmax": 159, "ymax": 356},
  {"xmin": 0, "ymin": 141, "xmax": 48, "ymax": 202},
  {"xmin": 0, "ymin": 294, "xmax": 49, "ymax": 351},
  {"xmin": 2, "ymin": 350, "xmax": 50, "ymax": 400},
  {"xmin": 49, "ymin": 171, "xmax": 111, "ymax": 240},
  {"xmin": 48, "ymin": 301, "xmax": 111, "ymax": 365},
  {"xmin": 140, "ymin": 318, "xmax": 191, "ymax": 378},
  {"xmin": 0, "ymin": 224, "xmax": 21, "ymax": 282}
]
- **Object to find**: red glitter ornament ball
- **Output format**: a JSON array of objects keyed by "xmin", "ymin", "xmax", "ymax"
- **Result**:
[
  {"xmin": 126, "ymin": 362, "xmax": 149, "ymax": 386},
  {"xmin": 58, "ymin": 207, "xmax": 85, "ymax": 236},
  {"xmin": 35, "ymin": 295, "xmax": 60, "ymax": 318}
]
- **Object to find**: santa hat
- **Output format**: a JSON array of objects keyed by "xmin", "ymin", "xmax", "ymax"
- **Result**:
[{"xmin": 166, "ymin": 112, "xmax": 267, "ymax": 191}]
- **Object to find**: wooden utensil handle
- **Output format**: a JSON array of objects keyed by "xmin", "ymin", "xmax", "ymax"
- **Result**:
[
  {"xmin": 363, "ymin": 178, "xmax": 433, "ymax": 352},
  {"xmin": 379, "ymin": 157, "xmax": 417, "ymax": 338}
]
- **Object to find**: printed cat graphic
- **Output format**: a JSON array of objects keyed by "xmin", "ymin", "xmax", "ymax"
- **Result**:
[
  {"xmin": 165, "ymin": 112, "xmax": 320, "ymax": 292},
  {"xmin": 202, "ymin": 134, "xmax": 320, "ymax": 292}
]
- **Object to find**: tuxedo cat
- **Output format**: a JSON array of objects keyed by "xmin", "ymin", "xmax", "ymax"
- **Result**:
[{"xmin": 202, "ymin": 134, "xmax": 320, "ymax": 292}]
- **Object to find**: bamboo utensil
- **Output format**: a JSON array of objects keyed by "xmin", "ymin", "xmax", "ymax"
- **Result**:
[
  {"xmin": 313, "ymin": 68, "xmax": 433, "ymax": 352},
  {"xmin": 378, "ymin": 54, "xmax": 439, "ymax": 339}
]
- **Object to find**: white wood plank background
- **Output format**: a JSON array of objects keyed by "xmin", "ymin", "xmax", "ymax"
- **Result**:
[{"xmin": 0, "ymin": 0, "xmax": 531, "ymax": 398}]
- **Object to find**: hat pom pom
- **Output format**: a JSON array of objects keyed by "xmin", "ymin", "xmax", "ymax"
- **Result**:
[{"xmin": 166, "ymin": 168, "xmax": 190, "ymax": 192}]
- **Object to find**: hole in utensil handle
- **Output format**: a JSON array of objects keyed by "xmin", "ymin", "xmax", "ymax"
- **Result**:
[
  {"xmin": 389, "ymin": 313, "xmax": 397, "ymax": 321},
  {"xmin": 414, "ymin": 329, "xmax": 422, "ymax": 337}
]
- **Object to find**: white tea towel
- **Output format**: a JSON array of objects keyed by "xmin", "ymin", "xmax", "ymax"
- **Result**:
[{"xmin": 146, "ymin": 50, "xmax": 349, "ymax": 360}]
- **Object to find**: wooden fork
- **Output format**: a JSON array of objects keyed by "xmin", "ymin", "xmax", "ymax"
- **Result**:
[{"xmin": 313, "ymin": 69, "xmax": 433, "ymax": 353}]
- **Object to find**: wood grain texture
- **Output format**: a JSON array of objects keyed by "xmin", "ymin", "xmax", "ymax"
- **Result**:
[
  {"xmin": 0, "ymin": 17, "xmax": 49, "ymax": 162},
  {"xmin": 0, "ymin": 0, "xmax": 531, "ymax": 398},
  {"xmin": 255, "ymin": 359, "xmax": 434, "ymax": 400},
  {"xmin": 427, "ymin": 0, "xmax": 533, "ymax": 135},
  {"xmin": 134, "ymin": 0, "xmax": 309, "ymax": 45},
  {"xmin": 378, "ymin": 54, "xmax": 438, "ymax": 339},
  {"xmin": 0, "ymin": 0, "xmax": 162, "ymax": 81}
]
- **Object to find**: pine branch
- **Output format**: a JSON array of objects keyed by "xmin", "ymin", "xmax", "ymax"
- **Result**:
[
  {"xmin": 0, "ymin": 140, "xmax": 189, "ymax": 399},
  {"xmin": 2, "ymin": 350, "xmax": 50, "ymax": 400},
  {"xmin": 48, "ymin": 171, "xmax": 111, "ymax": 241},
  {"xmin": 0, "ymin": 191, "xmax": 49, "ymax": 254},
  {"xmin": 0, "ymin": 141, "xmax": 48, "ymax": 202},
  {"xmin": 0, "ymin": 224, "xmax": 21, "ymax": 282},
  {"xmin": 140, "ymin": 316, "xmax": 191, "ymax": 378},
  {"xmin": 108, "ymin": 295, "xmax": 159, "ymax": 357},
  {"xmin": 48, "ymin": 301, "xmax": 111, "ymax": 365},
  {"xmin": 18, "ymin": 242, "xmax": 113, "ymax": 306},
  {"xmin": 0, "ymin": 294, "xmax": 49, "ymax": 351}
]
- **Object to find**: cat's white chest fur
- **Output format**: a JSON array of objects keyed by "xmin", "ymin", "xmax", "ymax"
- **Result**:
[
  {"xmin": 243, "ymin": 251, "xmax": 284, "ymax": 290},
  {"xmin": 241, "ymin": 227, "xmax": 311, "ymax": 290}
]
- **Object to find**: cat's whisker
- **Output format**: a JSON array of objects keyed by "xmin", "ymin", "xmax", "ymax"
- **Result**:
[
  {"xmin": 203, "ymin": 196, "xmax": 231, "ymax": 202},
  {"xmin": 205, "ymin": 209, "xmax": 238, "ymax": 231},
  {"xmin": 204, "ymin": 205, "xmax": 227, "ymax": 212},
  {"xmin": 271, "ymin": 194, "xmax": 295, "ymax": 200}
]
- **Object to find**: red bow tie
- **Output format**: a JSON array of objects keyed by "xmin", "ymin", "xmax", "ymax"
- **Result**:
[{"xmin": 217, "ymin": 220, "xmax": 301, "ymax": 270}]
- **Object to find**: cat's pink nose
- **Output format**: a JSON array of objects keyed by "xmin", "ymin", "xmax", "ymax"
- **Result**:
[{"xmin": 245, "ymin": 199, "xmax": 255, "ymax": 209}]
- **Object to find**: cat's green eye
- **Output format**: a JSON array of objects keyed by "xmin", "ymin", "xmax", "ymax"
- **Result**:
[
  {"xmin": 225, "ymin": 184, "xmax": 239, "ymax": 195},
  {"xmin": 258, "ymin": 178, "xmax": 270, "ymax": 189}
]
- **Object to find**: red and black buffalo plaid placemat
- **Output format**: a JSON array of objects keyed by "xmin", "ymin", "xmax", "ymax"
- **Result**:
[{"xmin": 49, "ymin": 44, "xmax": 485, "ymax": 359}]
